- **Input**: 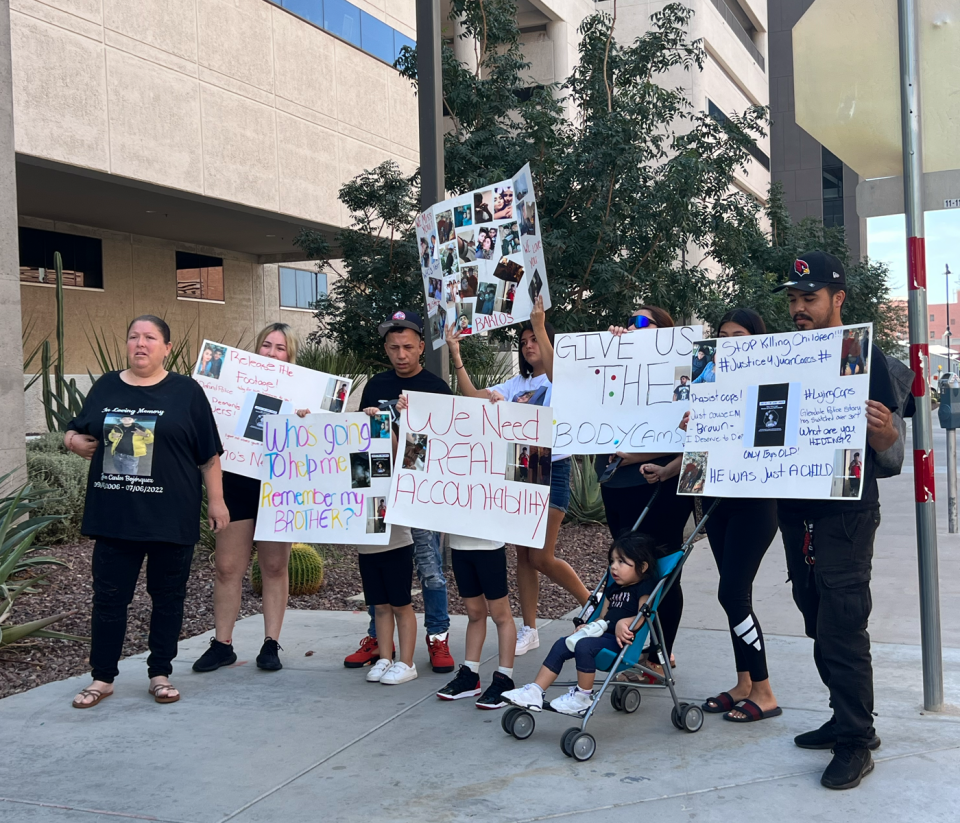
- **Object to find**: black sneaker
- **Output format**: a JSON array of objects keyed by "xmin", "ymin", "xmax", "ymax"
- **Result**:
[
  {"xmin": 820, "ymin": 745, "xmax": 874, "ymax": 790},
  {"xmin": 256, "ymin": 638, "xmax": 283, "ymax": 671},
  {"xmin": 795, "ymin": 718, "xmax": 881, "ymax": 751},
  {"xmin": 476, "ymin": 671, "xmax": 515, "ymax": 710},
  {"xmin": 436, "ymin": 665, "xmax": 481, "ymax": 700},
  {"xmin": 192, "ymin": 638, "xmax": 237, "ymax": 673}
]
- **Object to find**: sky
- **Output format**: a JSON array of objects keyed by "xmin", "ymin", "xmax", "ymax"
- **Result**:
[{"xmin": 867, "ymin": 210, "xmax": 960, "ymax": 302}]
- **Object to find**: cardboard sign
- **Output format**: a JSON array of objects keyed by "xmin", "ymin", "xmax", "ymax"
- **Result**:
[
  {"xmin": 193, "ymin": 341, "xmax": 351, "ymax": 479},
  {"xmin": 384, "ymin": 392, "xmax": 554, "ymax": 547},
  {"xmin": 253, "ymin": 412, "xmax": 393, "ymax": 544},
  {"xmin": 416, "ymin": 163, "xmax": 549, "ymax": 349},
  {"xmin": 678, "ymin": 324, "xmax": 874, "ymax": 499},
  {"xmin": 550, "ymin": 326, "xmax": 702, "ymax": 454}
]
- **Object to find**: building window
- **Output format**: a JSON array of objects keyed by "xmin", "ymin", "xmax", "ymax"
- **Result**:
[
  {"xmin": 931, "ymin": 331, "xmax": 936, "ymax": 340},
  {"xmin": 176, "ymin": 251, "xmax": 224, "ymax": 301},
  {"xmin": 822, "ymin": 147, "xmax": 845, "ymax": 229},
  {"xmin": 931, "ymin": 314, "xmax": 936, "ymax": 322},
  {"xmin": 280, "ymin": 266, "xmax": 327, "ymax": 309},
  {"xmin": 19, "ymin": 227, "xmax": 103, "ymax": 288},
  {"xmin": 707, "ymin": 100, "xmax": 771, "ymax": 171}
]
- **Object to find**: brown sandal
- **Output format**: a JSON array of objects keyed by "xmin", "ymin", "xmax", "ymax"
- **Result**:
[
  {"xmin": 72, "ymin": 688, "xmax": 112, "ymax": 709},
  {"xmin": 148, "ymin": 682, "xmax": 180, "ymax": 704}
]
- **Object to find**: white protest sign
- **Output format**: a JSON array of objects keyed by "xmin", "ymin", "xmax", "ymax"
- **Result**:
[
  {"xmin": 253, "ymin": 412, "xmax": 394, "ymax": 544},
  {"xmin": 550, "ymin": 326, "xmax": 702, "ymax": 454},
  {"xmin": 415, "ymin": 163, "xmax": 549, "ymax": 349},
  {"xmin": 678, "ymin": 324, "xmax": 874, "ymax": 499},
  {"xmin": 385, "ymin": 392, "xmax": 553, "ymax": 547},
  {"xmin": 193, "ymin": 341, "xmax": 351, "ymax": 479}
]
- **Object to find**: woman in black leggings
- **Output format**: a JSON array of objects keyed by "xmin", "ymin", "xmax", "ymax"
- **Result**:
[
  {"xmin": 694, "ymin": 309, "xmax": 781, "ymax": 722},
  {"xmin": 596, "ymin": 305, "xmax": 692, "ymax": 676}
]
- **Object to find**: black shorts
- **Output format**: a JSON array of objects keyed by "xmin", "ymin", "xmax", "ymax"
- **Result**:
[
  {"xmin": 359, "ymin": 545, "xmax": 415, "ymax": 608},
  {"xmin": 222, "ymin": 472, "xmax": 261, "ymax": 523},
  {"xmin": 452, "ymin": 547, "xmax": 508, "ymax": 601}
]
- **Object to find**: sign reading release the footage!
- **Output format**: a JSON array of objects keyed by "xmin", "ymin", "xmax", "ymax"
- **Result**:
[
  {"xmin": 193, "ymin": 341, "xmax": 351, "ymax": 480},
  {"xmin": 415, "ymin": 163, "xmax": 549, "ymax": 349},
  {"xmin": 678, "ymin": 324, "xmax": 874, "ymax": 500},
  {"xmin": 253, "ymin": 412, "xmax": 393, "ymax": 545},
  {"xmin": 550, "ymin": 326, "xmax": 702, "ymax": 454},
  {"xmin": 385, "ymin": 392, "xmax": 554, "ymax": 548}
]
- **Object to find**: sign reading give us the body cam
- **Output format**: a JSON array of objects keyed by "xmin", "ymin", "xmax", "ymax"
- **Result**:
[{"xmin": 550, "ymin": 326, "xmax": 702, "ymax": 454}]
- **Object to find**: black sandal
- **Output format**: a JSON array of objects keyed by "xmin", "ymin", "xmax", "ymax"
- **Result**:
[
  {"xmin": 723, "ymin": 699, "xmax": 783, "ymax": 723},
  {"xmin": 702, "ymin": 691, "xmax": 738, "ymax": 713}
]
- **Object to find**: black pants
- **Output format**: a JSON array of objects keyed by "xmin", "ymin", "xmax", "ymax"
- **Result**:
[
  {"xmin": 600, "ymin": 481, "xmax": 692, "ymax": 661},
  {"xmin": 90, "ymin": 538, "xmax": 194, "ymax": 683},
  {"xmin": 704, "ymin": 499, "xmax": 778, "ymax": 682},
  {"xmin": 779, "ymin": 507, "xmax": 880, "ymax": 747}
]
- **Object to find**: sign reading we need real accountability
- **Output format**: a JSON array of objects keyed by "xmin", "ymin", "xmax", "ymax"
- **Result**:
[
  {"xmin": 677, "ymin": 324, "xmax": 874, "ymax": 500},
  {"xmin": 193, "ymin": 341, "xmax": 351, "ymax": 479},
  {"xmin": 385, "ymin": 392, "xmax": 554, "ymax": 548},
  {"xmin": 550, "ymin": 326, "xmax": 702, "ymax": 454},
  {"xmin": 253, "ymin": 412, "xmax": 395, "ymax": 545}
]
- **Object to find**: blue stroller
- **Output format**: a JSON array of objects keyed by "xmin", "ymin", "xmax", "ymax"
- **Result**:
[{"xmin": 500, "ymin": 495, "xmax": 721, "ymax": 761}]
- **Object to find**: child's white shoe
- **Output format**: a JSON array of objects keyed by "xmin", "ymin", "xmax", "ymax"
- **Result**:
[
  {"xmin": 565, "ymin": 620, "xmax": 609, "ymax": 651},
  {"xmin": 366, "ymin": 658, "xmax": 392, "ymax": 682},
  {"xmin": 501, "ymin": 683, "xmax": 544, "ymax": 711},
  {"xmin": 380, "ymin": 662, "xmax": 418, "ymax": 685},
  {"xmin": 515, "ymin": 625, "xmax": 540, "ymax": 656},
  {"xmin": 550, "ymin": 686, "xmax": 593, "ymax": 716}
]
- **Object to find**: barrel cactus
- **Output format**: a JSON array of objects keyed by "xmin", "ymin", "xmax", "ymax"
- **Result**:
[{"xmin": 251, "ymin": 543, "xmax": 324, "ymax": 596}]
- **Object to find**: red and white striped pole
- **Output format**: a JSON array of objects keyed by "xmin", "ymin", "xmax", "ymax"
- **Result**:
[{"xmin": 898, "ymin": 0, "xmax": 943, "ymax": 712}]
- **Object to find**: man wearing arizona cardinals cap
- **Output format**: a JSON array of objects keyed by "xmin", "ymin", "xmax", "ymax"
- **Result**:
[{"xmin": 774, "ymin": 251, "xmax": 901, "ymax": 790}]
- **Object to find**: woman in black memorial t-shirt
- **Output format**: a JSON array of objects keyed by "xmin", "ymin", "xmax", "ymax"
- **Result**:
[{"xmin": 65, "ymin": 315, "xmax": 227, "ymax": 709}]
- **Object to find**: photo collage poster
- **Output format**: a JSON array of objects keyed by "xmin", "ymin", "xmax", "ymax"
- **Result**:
[
  {"xmin": 415, "ymin": 163, "xmax": 550, "ymax": 350},
  {"xmin": 193, "ymin": 341, "xmax": 352, "ymax": 480}
]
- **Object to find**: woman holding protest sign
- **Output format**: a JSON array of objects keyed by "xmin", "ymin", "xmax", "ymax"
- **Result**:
[
  {"xmin": 65, "ymin": 315, "xmax": 227, "ymax": 708},
  {"xmin": 446, "ymin": 296, "xmax": 589, "ymax": 656},
  {"xmin": 681, "ymin": 308, "xmax": 781, "ymax": 723},
  {"xmin": 193, "ymin": 323, "xmax": 312, "ymax": 675},
  {"xmin": 597, "ymin": 306, "xmax": 692, "ymax": 678}
]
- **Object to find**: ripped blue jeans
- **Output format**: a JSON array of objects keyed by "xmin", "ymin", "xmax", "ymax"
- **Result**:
[{"xmin": 368, "ymin": 528, "xmax": 449, "ymax": 637}]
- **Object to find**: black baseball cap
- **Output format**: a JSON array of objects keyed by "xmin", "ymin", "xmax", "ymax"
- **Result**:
[
  {"xmin": 773, "ymin": 250, "xmax": 846, "ymax": 293},
  {"xmin": 378, "ymin": 310, "xmax": 424, "ymax": 337}
]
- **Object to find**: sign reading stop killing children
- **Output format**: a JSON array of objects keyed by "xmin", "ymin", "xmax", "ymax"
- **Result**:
[
  {"xmin": 677, "ymin": 324, "xmax": 874, "ymax": 500},
  {"xmin": 385, "ymin": 392, "xmax": 554, "ymax": 548},
  {"xmin": 193, "ymin": 341, "xmax": 352, "ymax": 480},
  {"xmin": 416, "ymin": 163, "xmax": 549, "ymax": 349},
  {"xmin": 550, "ymin": 325, "xmax": 703, "ymax": 454},
  {"xmin": 253, "ymin": 412, "xmax": 394, "ymax": 545}
]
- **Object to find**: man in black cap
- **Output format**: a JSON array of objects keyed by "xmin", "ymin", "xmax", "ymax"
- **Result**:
[
  {"xmin": 342, "ymin": 310, "xmax": 456, "ymax": 674},
  {"xmin": 773, "ymin": 251, "xmax": 901, "ymax": 789}
]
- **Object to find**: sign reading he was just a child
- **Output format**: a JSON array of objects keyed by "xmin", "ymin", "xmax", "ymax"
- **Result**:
[
  {"xmin": 677, "ymin": 324, "xmax": 874, "ymax": 500},
  {"xmin": 253, "ymin": 411, "xmax": 394, "ymax": 544},
  {"xmin": 550, "ymin": 325, "xmax": 702, "ymax": 454},
  {"xmin": 193, "ymin": 341, "xmax": 351, "ymax": 480},
  {"xmin": 385, "ymin": 392, "xmax": 554, "ymax": 548},
  {"xmin": 415, "ymin": 163, "xmax": 549, "ymax": 349}
]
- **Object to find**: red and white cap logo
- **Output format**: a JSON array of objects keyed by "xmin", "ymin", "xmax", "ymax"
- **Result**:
[
  {"xmin": 795, "ymin": 259, "xmax": 810, "ymax": 277},
  {"xmin": 393, "ymin": 311, "xmax": 406, "ymax": 320}
]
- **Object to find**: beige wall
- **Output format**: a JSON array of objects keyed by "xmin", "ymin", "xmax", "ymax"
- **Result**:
[{"xmin": 9, "ymin": 0, "xmax": 419, "ymax": 229}]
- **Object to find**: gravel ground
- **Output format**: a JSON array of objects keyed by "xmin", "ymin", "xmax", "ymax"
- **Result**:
[{"xmin": 0, "ymin": 523, "xmax": 610, "ymax": 700}]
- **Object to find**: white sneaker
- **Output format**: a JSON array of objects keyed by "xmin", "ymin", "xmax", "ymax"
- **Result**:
[
  {"xmin": 501, "ymin": 683, "xmax": 544, "ymax": 711},
  {"xmin": 550, "ymin": 686, "xmax": 593, "ymax": 716},
  {"xmin": 380, "ymin": 662, "xmax": 418, "ymax": 685},
  {"xmin": 366, "ymin": 658, "xmax": 392, "ymax": 682},
  {"xmin": 515, "ymin": 625, "xmax": 540, "ymax": 656}
]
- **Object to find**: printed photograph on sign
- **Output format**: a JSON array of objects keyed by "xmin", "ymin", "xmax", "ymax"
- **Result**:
[
  {"xmin": 475, "ymin": 280, "xmax": 499, "ymax": 316},
  {"xmin": 454, "ymin": 204, "xmax": 473, "ymax": 227},
  {"xmin": 429, "ymin": 307, "xmax": 446, "ymax": 343},
  {"xmin": 474, "ymin": 190, "xmax": 494, "ymax": 224},
  {"xmin": 673, "ymin": 367, "xmax": 691, "ymax": 401},
  {"xmin": 350, "ymin": 452, "xmax": 371, "ymax": 489},
  {"xmin": 440, "ymin": 242, "xmax": 458, "ymax": 276},
  {"xmin": 371, "ymin": 453, "xmax": 391, "ymax": 478},
  {"xmin": 691, "ymin": 340, "xmax": 717, "ymax": 384},
  {"xmin": 367, "ymin": 496, "xmax": 388, "ymax": 533},
  {"xmin": 457, "ymin": 231, "xmax": 476, "ymax": 264},
  {"xmin": 497, "ymin": 282, "xmax": 517, "ymax": 314},
  {"xmin": 514, "ymin": 169, "xmax": 530, "ymax": 202},
  {"xmin": 239, "ymin": 393, "xmax": 284, "ymax": 442},
  {"xmin": 476, "ymin": 227, "xmax": 498, "ymax": 260},
  {"xmin": 196, "ymin": 343, "xmax": 227, "ymax": 379},
  {"xmin": 505, "ymin": 444, "xmax": 552, "ymax": 486},
  {"xmin": 403, "ymin": 433, "xmax": 428, "ymax": 470},
  {"xmin": 528, "ymin": 269, "xmax": 543, "ymax": 304},
  {"xmin": 493, "ymin": 257, "xmax": 524, "ymax": 283},
  {"xmin": 455, "ymin": 302, "xmax": 474, "ymax": 335},
  {"xmin": 493, "ymin": 185, "xmax": 514, "ymax": 220},
  {"xmin": 743, "ymin": 382, "xmax": 802, "ymax": 448},
  {"xmin": 104, "ymin": 414, "xmax": 157, "ymax": 476},
  {"xmin": 429, "ymin": 234, "xmax": 439, "ymax": 259},
  {"xmin": 372, "ymin": 413, "xmax": 391, "ymax": 439},
  {"xmin": 678, "ymin": 452, "xmax": 708, "ymax": 495},
  {"xmin": 458, "ymin": 267, "xmax": 478, "ymax": 298},
  {"xmin": 321, "ymin": 379, "xmax": 350, "ymax": 413},
  {"xmin": 840, "ymin": 325, "xmax": 871, "ymax": 376},
  {"xmin": 520, "ymin": 200, "xmax": 537, "ymax": 236},
  {"xmin": 418, "ymin": 237, "xmax": 431, "ymax": 269},
  {"xmin": 444, "ymin": 277, "xmax": 461, "ymax": 304},
  {"xmin": 427, "ymin": 277, "xmax": 443, "ymax": 301},
  {"xmin": 501, "ymin": 222, "xmax": 521, "ymax": 256},
  {"xmin": 831, "ymin": 448, "xmax": 864, "ymax": 498},
  {"xmin": 436, "ymin": 210, "xmax": 454, "ymax": 243}
]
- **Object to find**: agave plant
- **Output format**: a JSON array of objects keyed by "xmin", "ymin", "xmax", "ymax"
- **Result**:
[{"xmin": 565, "ymin": 456, "xmax": 607, "ymax": 526}]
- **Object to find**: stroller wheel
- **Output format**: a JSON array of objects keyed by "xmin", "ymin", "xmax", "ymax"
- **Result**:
[
  {"xmin": 681, "ymin": 704, "xmax": 704, "ymax": 733},
  {"xmin": 671, "ymin": 705, "xmax": 685, "ymax": 730},
  {"xmin": 501, "ymin": 707, "xmax": 520, "ymax": 734},
  {"xmin": 570, "ymin": 732, "xmax": 597, "ymax": 762},
  {"xmin": 511, "ymin": 710, "xmax": 536, "ymax": 740},
  {"xmin": 622, "ymin": 688, "xmax": 641, "ymax": 714},
  {"xmin": 560, "ymin": 727, "xmax": 580, "ymax": 757},
  {"xmin": 610, "ymin": 687, "xmax": 625, "ymax": 712}
]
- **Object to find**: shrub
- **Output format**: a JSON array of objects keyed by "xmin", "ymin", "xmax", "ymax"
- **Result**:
[
  {"xmin": 565, "ymin": 456, "xmax": 607, "ymax": 526},
  {"xmin": 251, "ymin": 543, "xmax": 324, "ymax": 596},
  {"xmin": 26, "ymin": 436, "xmax": 89, "ymax": 545}
]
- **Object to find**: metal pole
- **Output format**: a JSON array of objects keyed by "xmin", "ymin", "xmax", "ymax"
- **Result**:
[
  {"xmin": 947, "ymin": 265, "xmax": 953, "ymax": 373},
  {"xmin": 416, "ymin": 0, "xmax": 449, "ymax": 382},
  {"xmin": 898, "ymin": 0, "xmax": 943, "ymax": 712},
  {"xmin": 948, "ymin": 429, "xmax": 957, "ymax": 534}
]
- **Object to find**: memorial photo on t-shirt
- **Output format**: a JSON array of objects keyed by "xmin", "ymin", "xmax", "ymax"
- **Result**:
[
  {"xmin": 243, "ymin": 394, "xmax": 283, "ymax": 442},
  {"xmin": 350, "ymin": 452, "xmax": 371, "ymax": 489},
  {"xmin": 367, "ymin": 496, "xmax": 387, "ymax": 534},
  {"xmin": 403, "ymin": 434, "xmax": 428, "ymax": 471},
  {"xmin": 678, "ymin": 452, "xmax": 708, "ymax": 495},
  {"xmin": 840, "ymin": 325, "xmax": 871, "ymax": 377},
  {"xmin": 505, "ymin": 443, "xmax": 551, "ymax": 485},
  {"xmin": 371, "ymin": 453, "xmax": 391, "ymax": 478},
  {"xmin": 103, "ymin": 413, "xmax": 158, "ymax": 477}
]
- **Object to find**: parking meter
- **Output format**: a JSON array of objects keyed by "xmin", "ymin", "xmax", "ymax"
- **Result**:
[{"xmin": 939, "ymin": 373, "xmax": 960, "ymax": 430}]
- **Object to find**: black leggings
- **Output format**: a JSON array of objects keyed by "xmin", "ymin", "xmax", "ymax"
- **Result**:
[
  {"xmin": 90, "ymin": 538, "xmax": 194, "ymax": 683},
  {"xmin": 703, "ymin": 498, "xmax": 778, "ymax": 682},
  {"xmin": 600, "ymin": 480, "xmax": 692, "ymax": 661}
]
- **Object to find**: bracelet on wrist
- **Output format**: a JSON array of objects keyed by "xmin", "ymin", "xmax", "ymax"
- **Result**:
[{"xmin": 454, "ymin": 362, "xmax": 464, "ymax": 369}]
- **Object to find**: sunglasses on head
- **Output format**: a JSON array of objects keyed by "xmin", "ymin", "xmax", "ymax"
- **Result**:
[{"xmin": 627, "ymin": 314, "xmax": 653, "ymax": 329}]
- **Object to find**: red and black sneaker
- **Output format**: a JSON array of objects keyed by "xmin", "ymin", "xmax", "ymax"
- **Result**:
[
  {"xmin": 426, "ymin": 632, "xmax": 455, "ymax": 673},
  {"xmin": 343, "ymin": 636, "xmax": 380, "ymax": 668}
]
